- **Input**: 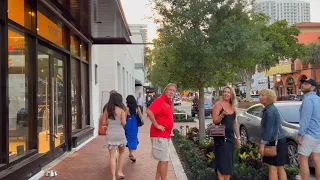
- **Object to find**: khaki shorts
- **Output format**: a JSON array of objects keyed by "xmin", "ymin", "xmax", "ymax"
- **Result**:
[
  {"xmin": 298, "ymin": 134, "xmax": 320, "ymax": 156},
  {"xmin": 151, "ymin": 138, "xmax": 170, "ymax": 161}
]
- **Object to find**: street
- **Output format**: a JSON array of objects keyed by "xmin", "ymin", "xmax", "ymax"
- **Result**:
[{"xmin": 175, "ymin": 101, "xmax": 245, "ymax": 126}]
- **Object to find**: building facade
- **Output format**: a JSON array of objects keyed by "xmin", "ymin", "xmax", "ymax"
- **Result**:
[
  {"xmin": 0, "ymin": 0, "xmax": 130, "ymax": 179},
  {"xmin": 269, "ymin": 22, "xmax": 320, "ymax": 97},
  {"xmin": 254, "ymin": 0, "xmax": 310, "ymax": 26},
  {"xmin": 97, "ymin": 24, "xmax": 146, "ymax": 112}
]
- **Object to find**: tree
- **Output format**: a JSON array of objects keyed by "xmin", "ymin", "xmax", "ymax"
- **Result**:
[
  {"xmin": 302, "ymin": 43, "xmax": 320, "ymax": 82},
  {"xmin": 149, "ymin": 0, "xmax": 261, "ymax": 140}
]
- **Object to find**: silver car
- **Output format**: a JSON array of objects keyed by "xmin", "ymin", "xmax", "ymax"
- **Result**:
[{"xmin": 237, "ymin": 101, "xmax": 313, "ymax": 167}]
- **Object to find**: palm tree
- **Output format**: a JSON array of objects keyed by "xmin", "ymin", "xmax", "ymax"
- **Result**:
[{"xmin": 302, "ymin": 43, "xmax": 320, "ymax": 82}]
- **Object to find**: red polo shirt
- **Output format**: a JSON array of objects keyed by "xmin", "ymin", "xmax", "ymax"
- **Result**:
[{"xmin": 148, "ymin": 94, "xmax": 174, "ymax": 139}]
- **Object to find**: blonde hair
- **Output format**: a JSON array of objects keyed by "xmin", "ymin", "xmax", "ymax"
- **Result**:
[
  {"xmin": 259, "ymin": 89, "xmax": 277, "ymax": 104},
  {"xmin": 222, "ymin": 86, "xmax": 238, "ymax": 115},
  {"xmin": 163, "ymin": 83, "xmax": 177, "ymax": 93}
]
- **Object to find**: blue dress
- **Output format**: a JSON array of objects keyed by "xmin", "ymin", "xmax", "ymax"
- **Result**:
[{"xmin": 125, "ymin": 114, "xmax": 139, "ymax": 150}]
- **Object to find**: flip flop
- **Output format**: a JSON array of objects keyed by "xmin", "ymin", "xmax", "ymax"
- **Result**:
[
  {"xmin": 129, "ymin": 155, "xmax": 136, "ymax": 162},
  {"xmin": 119, "ymin": 175, "xmax": 126, "ymax": 179}
]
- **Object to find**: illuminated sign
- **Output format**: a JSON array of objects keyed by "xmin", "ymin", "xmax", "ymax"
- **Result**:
[{"xmin": 37, "ymin": 11, "xmax": 63, "ymax": 47}]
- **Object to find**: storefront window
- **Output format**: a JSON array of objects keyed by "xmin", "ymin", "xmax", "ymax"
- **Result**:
[
  {"xmin": 71, "ymin": 59, "xmax": 80, "ymax": 131},
  {"xmin": 8, "ymin": 28, "xmax": 29, "ymax": 158},
  {"xmin": 8, "ymin": 0, "xmax": 32, "ymax": 30},
  {"xmin": 70, "ymin": 35, "xmax": 80, "ymax": 57},
  {"xmin": 81, "ymin": 43, "xmax": 88, "ymax": 61},
  {"xmin": 81, "ymin": 63, "xmax": 89, "ymax": 126},
  {"xmin": 37, "ymin": 6, "xmax": 63, "ymax": 47}
]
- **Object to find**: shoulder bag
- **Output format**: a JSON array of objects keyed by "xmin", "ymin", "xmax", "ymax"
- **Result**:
[
  {"xmin": 209, "ymin": 103, "xmax": 226, "ymax": 137},
  {"xmin": 136, "ymin": 108, "xmax": 144, "ymax": 127},
  {"xmin": 263, "ymin": 127, "xmax": 279, "ymax": 157}
]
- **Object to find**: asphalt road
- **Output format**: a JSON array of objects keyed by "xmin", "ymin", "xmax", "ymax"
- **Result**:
[{"xmin": 175, "ymin": 100, "xmax": 316, "ymax": 179}]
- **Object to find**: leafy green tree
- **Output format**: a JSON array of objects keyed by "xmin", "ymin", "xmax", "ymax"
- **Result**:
[
  {"xmin": 302, "ymin": 43, "xmax": 320, "ymax": 82},
  {"xmin": 149, "ymin": 0, "xmax": 259, "ymax": 140}
]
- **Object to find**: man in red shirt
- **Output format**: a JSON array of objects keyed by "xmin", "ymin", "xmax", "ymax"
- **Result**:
[{"xmin": 147, "ymin": 83, "xmax": 176, "ymax": 180}]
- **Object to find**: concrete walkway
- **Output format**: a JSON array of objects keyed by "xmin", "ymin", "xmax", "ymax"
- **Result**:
[{"xmin": 39, "ymin": 117, "xmax": 185, "ymax": 180}]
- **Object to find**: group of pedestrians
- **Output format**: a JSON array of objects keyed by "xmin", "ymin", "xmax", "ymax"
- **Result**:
[
  {"xmin": 101, "ymin": 90, "xmax": 143, "ymax": 180},
  {"xmin": 100, "ymin": 83, "xmax": 177, "ymax": 180},
  {"xmin": 100, "ymin": 78, "xmax": 319, "ymax": 180},
  {"xmin": 212, "ymin": 78, "xmax": 320, "ymax": 180}
]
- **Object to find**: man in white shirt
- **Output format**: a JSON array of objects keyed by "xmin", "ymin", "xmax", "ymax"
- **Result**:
[{"xmin": 137, "ymin": 92, "xmax": 144, "ymax": 114}]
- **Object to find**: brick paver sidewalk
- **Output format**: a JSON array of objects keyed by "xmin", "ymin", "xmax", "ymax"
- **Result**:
[{"xmin": 40, "ymin": 116, "xmax": 177, "ymax": 180}]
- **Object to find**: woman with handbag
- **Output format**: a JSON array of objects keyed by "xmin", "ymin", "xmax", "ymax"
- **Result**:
[
  {"xmin": 258, "ymin": 89, "xmax": 288, "ymax": 180},
  {"xmin": 125, "ymin": 95, "xmax": 143, "ymax": 162},
  {"xmin": 212, "ymin": 86, "xmax": 241, "ymax": 180}
]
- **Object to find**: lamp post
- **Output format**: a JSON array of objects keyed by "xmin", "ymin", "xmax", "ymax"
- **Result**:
[{"xmin": 276, "ymin": 73, "xmax": 281, "ymax": 97}]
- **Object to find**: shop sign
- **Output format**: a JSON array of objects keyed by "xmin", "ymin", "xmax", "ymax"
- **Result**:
[
  {"xmin": 265, "ymin": 64, "xmax": 292, "ymax": 76},
  {"xmin": 37, "ymin": 11, "xmax": 63, "ymax": 47}
]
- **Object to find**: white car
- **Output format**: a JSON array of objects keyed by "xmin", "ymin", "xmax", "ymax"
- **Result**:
[{"xmin": 173, "ymin": 98, "xmax": 181, "ymax": 106}]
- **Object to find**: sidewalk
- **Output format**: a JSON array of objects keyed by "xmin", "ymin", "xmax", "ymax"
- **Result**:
[{"xmin": 40, "ymin": 118, "xmax": 177, "ymax": 180}]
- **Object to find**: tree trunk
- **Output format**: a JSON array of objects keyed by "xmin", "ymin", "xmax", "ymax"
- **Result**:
[
  {"xmin": 245, "ymin": 74, "xmax": 252, "ymax": 100},
  {"xmin": 198, "ymin": 83, "xmax": 205, "ymax": 141},
  {"xmin": 313, "ymin": 64, "xmax": 317, "ymax": 82}
]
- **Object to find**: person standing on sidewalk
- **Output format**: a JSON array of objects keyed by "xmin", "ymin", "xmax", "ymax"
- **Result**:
[
  {"xmin": 146, "ymin": 83, "xmax": 176, "ymax": 180},
  {"xmin": 297, "ymin": 78, "xmax": 320, "ymax": 180},
  {"xmin": 102, "ymin": 93, "xmax": 127, "ymax": 180},
  {"xmin": 137, "ymin": 92, "xmax": 144, "ymax": 114}
]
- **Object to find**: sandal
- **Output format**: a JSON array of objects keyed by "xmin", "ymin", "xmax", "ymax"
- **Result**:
[
  {"xmin": 119, "ymin": 175, "xmax": 126, "ymax": 179},
  {"xmin": 129, "ymin": 155, "xmax": 136, "ymax": 162}
]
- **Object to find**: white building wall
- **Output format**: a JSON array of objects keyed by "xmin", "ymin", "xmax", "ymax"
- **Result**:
[
  {"xmin": 96, "ymin": 45, "xmax": 136, "ymax": 106},
  {"xmin": 90, "ymin": 44, "xmax": 100, "ymax": 137}
]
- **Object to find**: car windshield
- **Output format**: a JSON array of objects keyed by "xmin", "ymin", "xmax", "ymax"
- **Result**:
[
  {"xmin": 277, "ymin": 105, "xmax": 300, "ymax": 123},
  {"xmin": 204, "ymin": 98, "xmax": 212, "ymax": 105}
]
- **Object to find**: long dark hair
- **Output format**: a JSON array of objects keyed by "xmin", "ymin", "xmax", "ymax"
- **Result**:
[
  {"xmin": 107, "ymin": 93, "xmax": 126, "ymax": 120},
  {"xmin": 126, "ymin": 95, "xmax": 138, "ymax": 116}
]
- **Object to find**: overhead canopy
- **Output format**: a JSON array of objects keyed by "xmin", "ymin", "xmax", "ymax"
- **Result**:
[{"xmin": 51, "ymin": 0, "xmax": 132, "ymax": 44}]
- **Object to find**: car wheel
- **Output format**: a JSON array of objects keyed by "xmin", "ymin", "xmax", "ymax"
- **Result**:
[
  {"xmin": 287, "ymin": 141, "xmax": 298, "ymax": 167},
  {"xmin": 240, "ymin": 126, "xmax": 248, "ymax": 144}
]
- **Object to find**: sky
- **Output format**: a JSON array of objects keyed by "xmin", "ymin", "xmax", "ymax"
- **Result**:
[{"xmin": 121, "ymin": 0, "xmax": 320, "ymax": 42}]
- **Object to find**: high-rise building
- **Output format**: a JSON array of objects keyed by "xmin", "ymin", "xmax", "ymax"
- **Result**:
[
  {"xmin": 129, "ymin": 24, "xmax": 148, "ymax": 43},
  {"xmin": 254, "ymin": 0, "xmax": 310, "ymax": 26}
]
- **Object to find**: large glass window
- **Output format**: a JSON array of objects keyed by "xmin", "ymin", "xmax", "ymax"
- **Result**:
[
  {"xmin": 8, "ymin": 0, "xmax": 32, "ymax": 30},
  {"xmin": 81, "ymin": 43, "xmax": 88, "ymax": 61},
  {"xmin": 81, "ymin": 63, "xmax": 89, "ymax": 126},
  {"xmin": 71, "ymin": 59, "xmax": 80, "ymax": 131},
  {"xmin": 8, "ymin": 28, "xmax": 30, "ymax": 159}
]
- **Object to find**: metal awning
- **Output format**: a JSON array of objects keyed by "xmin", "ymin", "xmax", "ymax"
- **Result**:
[{"xmin": 135, "ymin": 79, "xmax": 143, "ymax": 86}]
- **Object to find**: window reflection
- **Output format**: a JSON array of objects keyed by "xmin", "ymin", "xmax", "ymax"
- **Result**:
[
  {"xmin": 81, "ymin": 63, "xmax": 89, "ymax": 126},
  {"xmin": 71, "ymin": 59, "xmax": 80, "ymax": 130},
  {"xmin": 70, "ymin": 35, "xmax": 80, "ymax": 56},
  {"xmin": 8, "ymin": 28, "xmax": 29, "ymax": 158}
]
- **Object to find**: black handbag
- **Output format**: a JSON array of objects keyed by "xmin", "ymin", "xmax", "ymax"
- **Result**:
[{"xmin": 136, "ymin": 113, "xmax": 144, "ymax": 127}]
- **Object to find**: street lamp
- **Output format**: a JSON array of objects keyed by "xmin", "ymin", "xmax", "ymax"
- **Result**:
[{"xmin": 276, "ymin": 73, "xmax": 281, "ymax": 97}]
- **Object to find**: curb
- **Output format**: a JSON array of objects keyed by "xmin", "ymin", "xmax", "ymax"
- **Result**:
[{"xmin": 169, "ymin": 139, "xmax": 188, "ymax": 180}]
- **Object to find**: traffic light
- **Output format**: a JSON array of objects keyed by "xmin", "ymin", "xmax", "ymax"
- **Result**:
[{"xmin": 8, "ymin": 58, "xmax": 12, "ymax": 67}]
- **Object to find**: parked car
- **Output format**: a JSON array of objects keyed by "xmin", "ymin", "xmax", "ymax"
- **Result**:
[
  {"xmin": 250, "ymin": 95, "xmax": 260, "ymax": 102},
  {"xmin": 237, "ymin": 101, "xmax": 313, "ymax": 167},
  {"xmin": 173, "ymin": 97, "xmax": 182, "ymax": 106},
  {"xmin": 294, "ymin": 95, "xmax": 304, "ymax": 101},
  {"xmin": 191, "ymin": 99, "xmax": 212, "ymax": 117}
]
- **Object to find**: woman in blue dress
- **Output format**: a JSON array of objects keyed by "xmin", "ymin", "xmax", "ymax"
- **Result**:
[{"xmin": 125, "ymin": 95, "xmax": 143, "ymax": 162}]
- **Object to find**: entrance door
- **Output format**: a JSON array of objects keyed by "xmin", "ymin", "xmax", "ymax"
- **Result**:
[{"xmin": 37, "ymin": 45, "xmax": 66, "ymax": 156}]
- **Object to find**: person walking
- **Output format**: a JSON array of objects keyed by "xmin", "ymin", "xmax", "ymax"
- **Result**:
[
  {"xmin": 212, "ymin": 86, "xmax": 240, "ymax": 180},
  {"xmin": 125, "ymin": 95, "xmax": 143, "ymax": 162},
  {"xmin": 102, "ymin": 93, "xmax": 127, "ymax": 180},
  {"xmin": 258, "ymin": 89, "xmax": 288, "ymax": 180},
  {"xmin": 146, "ymin": 83, "xmax": 176, "ymax": 180},
  {"xmin": 297, "ymin": 79, "xmax": 320, "ymax": 180},
  {"xmin": 137, "ymin": 92, "xmax": 144, "ymax": 114}
]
